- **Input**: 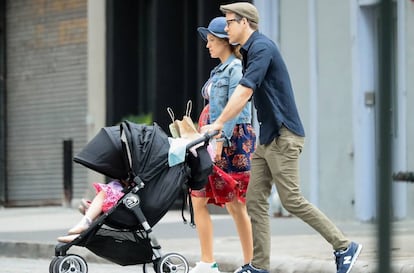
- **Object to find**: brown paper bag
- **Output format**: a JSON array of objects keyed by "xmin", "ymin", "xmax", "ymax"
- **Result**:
[
  {"xmin": 176, "ymin": 101, "xmax": 200, "ymax": 139},
  {"xmin": 167, "ymin": 107, "xmax": 180, "ymax": 138},
  {"xmin": 167, "ymin": 100, "xmax": 201, "ymax": 140}
]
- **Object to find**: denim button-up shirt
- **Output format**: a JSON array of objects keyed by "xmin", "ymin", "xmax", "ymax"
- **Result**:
[
  {"xmin": 239, "ymin": 31, "xmax": 305, "ymax": 145},
  {"xmin": 201, "ymin": 54, "xmax": 252, "ymax": 139}
]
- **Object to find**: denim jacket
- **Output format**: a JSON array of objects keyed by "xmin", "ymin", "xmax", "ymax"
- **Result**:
[{"xmin": 201, "ymin": 54, "xmax": 252, "ymax": 139}]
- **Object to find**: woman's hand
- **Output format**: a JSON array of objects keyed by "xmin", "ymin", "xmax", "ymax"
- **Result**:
[
  {"xmin": 214, "ymin": 140, "xmax": 224, "ymax": 162},
  {"xmin": 201, "ymin": 122, "xmax": 224, "ymax": 138}
]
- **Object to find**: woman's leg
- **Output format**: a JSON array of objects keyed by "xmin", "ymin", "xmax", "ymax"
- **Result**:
[
  {"xmin": 226, "ymin": 198, "xmax": 253, "ymax": 264},
  {"xmin": 191, "ymin": 196, "xmax": 215, "ymax": 262}
]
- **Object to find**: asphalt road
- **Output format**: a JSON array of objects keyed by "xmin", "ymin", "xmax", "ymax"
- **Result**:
[
  {"xmin": 0, "ymin": 257, "xmax": 234, "ymax": 273},
  {"xmin": 3, "ymin": 207, "xmax": 413, "ymax": 273}
]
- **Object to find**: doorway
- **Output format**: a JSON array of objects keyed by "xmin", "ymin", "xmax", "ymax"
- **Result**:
[
  {"xmin": 353, "ymin": 1, "xmax": 406, "ymax": 221},
  {"xmin": 353, "ymin": 4, "xmax": 379, "ymax": 221}
]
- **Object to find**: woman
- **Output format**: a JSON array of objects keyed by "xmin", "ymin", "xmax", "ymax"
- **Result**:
[{"xmin": 190, "ymin": 17, "xmax": 256, "ymax": 273}]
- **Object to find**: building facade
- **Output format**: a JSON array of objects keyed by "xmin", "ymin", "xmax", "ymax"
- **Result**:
[
  {"xmin": 0, "ymin": 0, "xmax": 412, "ymax": 221},
  {"xmin": 276, "ymin": 0, "xmax": 414, "ymax": 220},
  {"xmin": 0, "ymin": 0, "xmax": 234, "ymax": 206}
]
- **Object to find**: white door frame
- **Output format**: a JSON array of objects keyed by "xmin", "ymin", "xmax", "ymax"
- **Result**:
[
  {"xmin": 351, "ymin": 0, "xmax": 407, "ymax": 221},
  {"xmin": 351, "ymin": 1, "xmax": 378, "ymax": 221}
]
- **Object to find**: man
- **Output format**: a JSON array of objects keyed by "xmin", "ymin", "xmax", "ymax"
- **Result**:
[{"xmin": 204, "ymin": 2, "xmax": 362, "ymax": 273}]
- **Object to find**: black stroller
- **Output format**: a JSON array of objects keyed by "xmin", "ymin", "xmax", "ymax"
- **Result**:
[{"xmin": 49, "ymin": 121, "xmax": 216, "ymax": 273}]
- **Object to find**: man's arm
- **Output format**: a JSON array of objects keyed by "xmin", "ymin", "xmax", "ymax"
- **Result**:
[{"xmin": 209, "ymin": 84, "xmax": 253, "ymax": 132}]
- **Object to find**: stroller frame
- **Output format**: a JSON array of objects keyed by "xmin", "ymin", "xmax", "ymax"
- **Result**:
[
  {"xmin": 50, "ymin": 184, "xmax": 186, "ymax": 273},
  {"xmin": 49, "ymin": 121, "xmax": 217, "ymax": 273}
]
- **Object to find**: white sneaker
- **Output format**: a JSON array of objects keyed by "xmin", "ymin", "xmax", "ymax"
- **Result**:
[{"xmin": 189, "ymin": 261, "xmax": 220, "ymax": 273}]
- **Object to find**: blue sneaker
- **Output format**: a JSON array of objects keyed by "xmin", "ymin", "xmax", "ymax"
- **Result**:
[
  {"xmin": 234, "ymin": 263, "xmax": 269, "ymax": 273},
  {"xmin": 334, "ymin": 242, "xmax": 362, "ymax": 273}
]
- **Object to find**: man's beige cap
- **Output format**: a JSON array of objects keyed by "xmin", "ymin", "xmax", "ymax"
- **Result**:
[{"xmin": 220, "ymin": 2, "xmax": 259, "ymax": 24}]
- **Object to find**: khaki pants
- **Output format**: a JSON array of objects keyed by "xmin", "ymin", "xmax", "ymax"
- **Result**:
[{"xmin": 246, "ymin": 126, "xmax": 349, "ymax": 270}]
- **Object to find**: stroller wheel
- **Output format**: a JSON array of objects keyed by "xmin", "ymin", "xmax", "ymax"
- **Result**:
[
  {"xmin": 156, "ymin": 253, "xmax": 189, "ymax": 273},
  {"xmin": 51, "ymin": 254, "xmax": 88, "ymax": 273},
  {"xmin": 49, "ymin": 256, "xmax": 62, "ymax": 273},
  {"xmin": 142, "ymin": 263, "xmax": 157, "ymax": 273}
]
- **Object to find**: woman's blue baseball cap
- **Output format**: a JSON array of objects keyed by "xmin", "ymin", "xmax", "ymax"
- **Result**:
[{"xmin": 197, "ymin": 17, "xmax": 228, "ymax": 41}]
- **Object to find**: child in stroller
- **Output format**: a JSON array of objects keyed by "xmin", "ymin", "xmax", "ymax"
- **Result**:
[
  {"xmin": 49, "ymin": 121, "xmax": 217, "ymax": 273},
  {"xmin": 57, "ymin": 179, "xmax": 127, "ymax": 243}
]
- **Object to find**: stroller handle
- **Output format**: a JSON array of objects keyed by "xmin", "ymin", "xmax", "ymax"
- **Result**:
[{"xmin": 185, "ymin": 130, "xmax": 219, "ymax": 151}]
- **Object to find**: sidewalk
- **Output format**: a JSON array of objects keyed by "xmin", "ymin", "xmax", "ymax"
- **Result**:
[{"xmin": 0, "ymin": 206, "xmax": 413, "ymax": 273}]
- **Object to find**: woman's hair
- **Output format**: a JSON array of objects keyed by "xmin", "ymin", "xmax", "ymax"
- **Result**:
[
  {"xmin": 230, "ymin": 44, "xmax": 242, "ymax": 60},
  {"xmin": 215, "ymin": 36, "xmax": 242, "ymax": 60}
]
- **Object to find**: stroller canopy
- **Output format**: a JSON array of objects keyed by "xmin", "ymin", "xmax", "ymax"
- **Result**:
[
  {"xmin": 75, "ymin": 121, "xmax": 190, "ymax": 228},
  {"xmin": 74, "ymin": 122, "xmax": 170, "ymax": 181},
  {"xmin": 74, "ymin": 125, "xmax": 126, "ymax": 179}
]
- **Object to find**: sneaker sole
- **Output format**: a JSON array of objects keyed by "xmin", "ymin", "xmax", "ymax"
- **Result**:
[{"xmin": 345, "ymin": 244, "xmax": 363, "ymax": 273}]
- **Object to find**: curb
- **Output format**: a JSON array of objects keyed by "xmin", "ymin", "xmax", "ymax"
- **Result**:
[{"xmin": 0, "ymin": 241, "xmax": 106, "ymax": 263}]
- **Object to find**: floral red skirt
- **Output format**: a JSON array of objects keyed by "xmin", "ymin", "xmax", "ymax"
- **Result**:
[{"xmin": 191, "ymin": 104, "xmax": 256, "ymax": 206}]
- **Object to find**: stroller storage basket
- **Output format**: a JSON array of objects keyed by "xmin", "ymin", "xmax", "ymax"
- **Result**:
[{"xmin": 84, "ymin": 227, "xmax": 153, "ymax": 266}]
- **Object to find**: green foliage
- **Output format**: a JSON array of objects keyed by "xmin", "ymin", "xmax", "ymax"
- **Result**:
[{"xmin": 121, "ymin": 113, "xmax": 153, "ymax": 125}]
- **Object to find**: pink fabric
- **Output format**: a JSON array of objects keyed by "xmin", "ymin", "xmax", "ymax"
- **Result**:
[{"xmin": 93, "ymin": 181, "xmax": 125, "ymax": 212}]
